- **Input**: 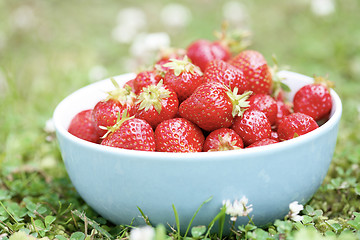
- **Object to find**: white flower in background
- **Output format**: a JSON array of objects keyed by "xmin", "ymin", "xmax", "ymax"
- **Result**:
[
  {"xmin": 12, "ymin": 5, "xmax": 37, "ymax": 30},
  {"xmin": 44, "ymin": 118, "xmax": 55, "ymax": 134},
  {"xmin": 310, "ymin": 0, "xmax": 335, "ymax": 16},
  {"xmin": 223, "ymin": 196, "xmax": 253, "ymax": 221},
  {"xmin": 288, "ymin": 201, "xmax": 304, "ymax": 222},
  {"xmin": 160, "ymin": 3, "xmax": 192, "ymax": 29},
  {"xmin": 129, "ymin": 226, "xmax": 155, "ymax": 240},
  {"xmin": 130, "ymin": 32, "xmax": 170, "ymax": 58},
  {"xmin": 112, "ymin": 7, "xmax": 147, "ymax": 43},
  {"xmin": 88, "ymin": 65, "xmax": 108, "ymax": 82},
  {"xmin": 222, "ymin": 1, "xmax": 249, "ymax": 28}
]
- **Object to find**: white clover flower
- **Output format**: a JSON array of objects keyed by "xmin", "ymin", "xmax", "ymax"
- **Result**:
[
  {"xmin": 88, "ymin": 65, "xmax": 108, "ymax": 82},
  {"xmin": 12, "ymin": 5, "xmax": 37, "ymax": 30},
  {"xmin": 44, "ymin": 118, "xmax": 55, "ymax": 134},
  {"xmin": 310, "ymin": 0, "xmax": 335, "ymax": 16},
  {"xmin": 160, "ymin": 3, "xmax": 192, "ymax": 29},
  {"xmin": 222, "ymin": 196, "xmax": 253, "ymax": 221},
  {"xmin": 129, "ymin": 226, "xmax": 155, "ymax": 240},
  {"xmin": 112, "ymin": 7, "xmax": 147, "ymax": 44},
  {"xmin": 288, "ymin": 201, "xmax": 304, "ymax": 222},
  {"xmin": 222, "ymin": 1, "xmax": 249, "ymax": 27},
  {"xmin": 130, "ymin": 32, "xmax": 170, "ymax": 58}
]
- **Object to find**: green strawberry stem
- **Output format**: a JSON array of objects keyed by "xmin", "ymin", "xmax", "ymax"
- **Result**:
[
  {"xmin": 135, "ymin": 80, "xmax": 171, "ymax": 114},
  {"xmin": 106, "ymin": 78, "xmax": 136, "ymax": 105},
  {"xmin": 214, "ymin": 21, "xmax": 252, "ymax": 54},
  {"xmin": 270, "ymin": 54, "xmax": 291, "ymax": 99},
  {"xmin": 314, "ymin": 75, "xmax": 335, "ymax": 90},
  {"xmin": 163, "ymin": 56, "xmax": 203, "ymax": 76},
  {"xmin": 226, "ymin": 88, "xmax": 252, "ymax": 117},
  {"xmin": 99, "ymin": 110, "xmax": 134, "ymax": 139}
]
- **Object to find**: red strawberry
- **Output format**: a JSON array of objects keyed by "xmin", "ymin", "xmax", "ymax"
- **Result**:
[
  {"xmin": 163, "ymin": 56, "xmax": 203, "ymax": 102},
  {"xmin": 187, "ymin": 39, "xmax": 231, "ymax": 72},
  {"xmin": 101, "ymin": 112, "xmax": 155, "ymax": 151},
  {"xmin": 232, "ymin": 109, "xmax": 272, "ymax": 146},
  {"xmin": 202, "ymin": 59, "xmax": 249, "ymax": 93},
  {"xmin": 133, "ymin": 70, "xmax": 162, "ymax": 95},
  {"xmin": 179, "ymin": 81, "xmax": 252, "ymax": 132},
  {"xmin": 124, "ymin": 78, "xmax": 136, "ymax": 92},
  {"xmin": 293, "ymin": 76, "xmax": 333, "ymax": 121},
  {"xmin": 68, "ymin": 109, "xmax": 101, "ymax": 143},
  {"xmin": 154, "ymin": 118, "xmax": 204, "ymax": 152},
  {"xmin": 274, "ymin": 100, "xmax": 292, "ymax": 128},
  {"xmin": 270, "ymin": 130, "xmax": 280, "ymax": 141},
  {"xmin": 155, "ymin": 47, "xmax": 186, "ymax": 72},
  {"xmin": 248, "ymin": 94, "xmax": 278, "ymax": 125},
  {"xmin": 247, "ymin": 138, "xmax": 278, "ymax": 148},
  {"xmin": 277, "ymin": 112, "xmax": 319, "ymax": 141},
  {"xmin": 92, "ymin": 80, "xmax": 136, "ymax": 136},
  {"xmin": 135, "ymin": 81, "xmax": 179, "ymax": 128},
  {"xmin": 229, "ymin": 50, "xmax": 272, "ymax": 95},
  {"xmin": 203, "ymin": 128, "xmax": 244, "ymax": 152}
]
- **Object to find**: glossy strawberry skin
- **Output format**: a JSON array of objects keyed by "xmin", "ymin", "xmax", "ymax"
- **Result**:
[
  {"xmin": 274, "ymin": 100, "xmax": 292, "ymax": 128},
  {"xmin": 133, "ymin": 70, "xmax": 162, "ymax": 95},
  {"xmin": 68, "ymin": 109, "xmax": 101, "ymax": 143},
  {"xmin": 154, "ymin": 118, "xmax": 204, "ymax": 152},
  {"xmin": 229, "ymin": 50, "xmax": 272, "ymax": 95},
  {"xmin": 101, "ymin": 118, "xmax": 155, "ymax": 151},
  {"xmin": 248, "ymin": 94, "xmax": 278, "ymax": 125},
  {"xmin": 202, "ymin": 59, "xmax": 249, "ymax": 93},
  {"xmin": 247, "ymin": 138, "xmax": 278, "ymax": 148},
  {"xmin": 135, "ymin": 85, "xmax": 179, "ymax": 129},
  {"xmin": 277, "ymin": 112, "xmax": 319, "ymax": 141},
  {"xmin": 187, "ymin": 39, "xmax": 231, "ymax": 72},
  {"xmin": 232, "ymin": 109, "xmax": 272, "ymax": 146},
  {"xmin": 164, "ymin": 68, "xmax": 203, "ymax": 102},
  {"xmin": 179, "ymin": 82, "xmax": 234, "ymax": 132},
  {"xmin": 293, "ymin": 83, "xmax": 332, "ymax": 121},
  {"xmin": 92, "ymin": 99, "xmax": 134, "ymax": 137},
  {"xmin": 203, "ymin": 128, "xmax": 244, "ymax": 152}
]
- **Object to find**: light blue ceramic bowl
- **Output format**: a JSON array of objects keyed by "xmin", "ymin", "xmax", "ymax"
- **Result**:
[{"xmin": 53, "ymin": 71, "xmax": 342, "ymax": 231}]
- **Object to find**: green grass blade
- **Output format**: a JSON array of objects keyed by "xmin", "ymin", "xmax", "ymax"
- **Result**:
[
  {"xmin": 183, "ymin": 196, "xmax": 213, "ymax": 238},
  {"xmin": 204, "ymin": 205, "xmax": 226, "ymax": 239},
  {"xmin": 137, "ymin": 206, "xmax": 152, "ymax": 226},
  {"xmin": 172, "ymin": 204, "xmax": 181, "ymax": 239}
]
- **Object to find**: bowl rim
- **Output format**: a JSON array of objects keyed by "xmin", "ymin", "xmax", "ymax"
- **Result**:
[{"xmin": 53, "ymin": 71, "xmax": 342, "ymax": 161}]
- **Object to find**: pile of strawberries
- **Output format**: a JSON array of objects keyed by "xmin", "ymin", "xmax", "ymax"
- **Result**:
[{"xmin": 68, "ymin": 37, "xmax": 333, "ymax": 152}]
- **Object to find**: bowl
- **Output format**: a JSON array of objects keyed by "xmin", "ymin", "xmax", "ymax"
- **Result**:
[{"xmin": 53, "ymin": 70, "xmax": 342, "ymax": 231}]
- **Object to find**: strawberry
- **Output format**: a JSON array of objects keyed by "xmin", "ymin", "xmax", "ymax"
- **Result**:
[
  {"xmin": 92, "ymin": 80, "xmax": 136, "ymax": 136},
  {"xmin": 202, "ymin": 59, "xmax": 249, "ymax": 93},
  {"xmin": 293, "ymin": 76, "xmax": 333, "ymax": 121},
  {"xmin": 154, "ymin": 118, "xmax": 204, "ymax": 152},
  {"xmin": 133, "ymin": 70, "xmax": 162, "ymax": 95},
  {"xmin": 270, "ymin": 130, "xmax": 280, "ymax": 141},
  {"xmin": 124, "ymin": 78, "xmax": 136, "ymax": 92},
  {"xmin": 248, "ymin": 94, "xmax": 278, "ymax": 125},
  {"xmin": 229, "ymin": 50, "xmax": 272, "ymax": 95},
  {"xmin": 155, "ymin": 47, "xmax": 186, "ymax": 72},
  {"xmin": 277, "ymin": 112, "xmax": 319, "ymax": 141},
  {"xmin": 101, "ymin": 111, "xmax": 155, "ymax": 151},
  {"xmin": 68, "ymin": 109, "xmax": 101, "ymax": 143},
  {"xmin": 274, "ymin": 100, "xmax": 292, "ymax": 128},
  {"xmin": 135, "ymin": 81, "xmax": 179, "ymax": 128},
  {"xmin": 163, "ymin": 56, "xmax": 203, "ymax": 102},
  {"xmin": 247, "ymin": 138, "xmax": 278, "ymax": 148},
  {"xmin": 186, "ymin": 39, "xmax": 231, "ymax": 72},
  {"xmin": 232, "ymin": 109, "xmax": 272, "ymax": 146},
  {"xmin": 203, "ymin": 128, "xmax": 244, "ymax": 152},
  {"xmin": 179, "ymin": 81, "xmax": 252, "ymax": 132}
]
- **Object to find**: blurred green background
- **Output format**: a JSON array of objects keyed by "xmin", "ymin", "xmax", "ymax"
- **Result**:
[{"xmin": 1, "ymin": 0, "xmax": 360, "ymax": 178}]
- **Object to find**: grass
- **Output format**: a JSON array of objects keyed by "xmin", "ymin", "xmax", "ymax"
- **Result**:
[{"xmin": 1, "ymin": 0, "xmax": 360, "ymax": 239}]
